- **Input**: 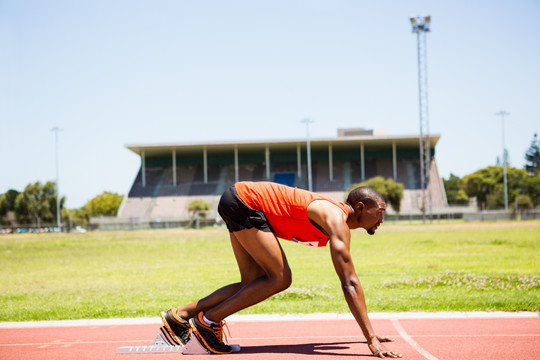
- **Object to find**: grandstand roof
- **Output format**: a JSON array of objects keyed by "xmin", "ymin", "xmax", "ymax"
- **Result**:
[{"xmin": 126, "ymin": 133, "xmax": 440, "ymax": 157}]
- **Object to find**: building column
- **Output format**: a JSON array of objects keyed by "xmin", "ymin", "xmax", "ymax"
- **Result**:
[
  {"xmin": 265, "ymin": 145, "xmax": 270, "ymax": 180},
  {"xmin": 297, "ymin": 143, "xmax": 302, "ymax": 178},
  {"xmin": 141, "ymin": 151, "xmax": 146, "ymax": 187},
  {"xmin": 203, "ymin": 146, "xmax": 208, "ymax": 183},
  {"xmin": 328, "ymin": 143, "xmax": 333, "ymax": 181},
  {"xmin": 392, "ymin": 141, "xmax": 397, "ymax": 180},
  {"xmin": 172, "ymin": 149, "xmax": 177, "ymax": 186},
  {"xmin": 360, "ymin": 143, "xmax": 365, "ymax": 180},
  {"xmin": 234, "ymin": 145, "xmax": 239, "ymax": 183}
]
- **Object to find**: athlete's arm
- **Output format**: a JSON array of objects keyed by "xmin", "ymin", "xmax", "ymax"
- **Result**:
[{"xmin": 307, "ymin": 201, "xmax": 402, "ymax": 358}]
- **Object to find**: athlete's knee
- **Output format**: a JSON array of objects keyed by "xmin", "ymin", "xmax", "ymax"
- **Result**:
[
  {"xmin": 280, "ymin": 271, "xmax": 292, "ymax": 291},
  {"xmin": 270, "ymin": 267, "xmax": 292, "ymax": 293}
]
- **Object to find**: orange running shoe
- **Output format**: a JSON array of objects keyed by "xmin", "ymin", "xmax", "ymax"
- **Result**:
[
  {"xmin": 160, "ymin": 308, "xmax": 191, "ymax": 346},
  {"xmin": 189, "ymin": 312, "xmax": 232, "ymax": 354}
]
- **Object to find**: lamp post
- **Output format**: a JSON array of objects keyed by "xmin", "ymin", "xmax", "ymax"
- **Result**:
[
  {"xmin": 51, "ymin": 127, "xmax": 63, "ymax": 229},
  {"xmin": 496, "ymin": 111, "xmax": 510, "ymax": 211},
  {"xmin": 410, "ymin": 15, "xmax": 431, "ymax": 223},
  {"xmin": 301, "ymin": 118, "xmax": 314, "ymax": 191}
]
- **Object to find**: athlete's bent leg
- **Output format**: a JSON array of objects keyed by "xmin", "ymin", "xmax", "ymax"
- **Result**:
[
  {"xmin": 204, "ymin": 228, "xmax": 292, "ymax": 322},
  {"xmin": 175, "ymin": 231, "xmax": 266, "ymax": 320}
]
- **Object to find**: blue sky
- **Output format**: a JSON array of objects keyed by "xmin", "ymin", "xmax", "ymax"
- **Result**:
[{"xmin": 1, "ymin": 0, "xmax": 539, "ymax": 208}]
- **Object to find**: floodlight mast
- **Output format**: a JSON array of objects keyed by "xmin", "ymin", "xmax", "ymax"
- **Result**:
[
  {"xmin": 51, "ymin": 126, "xmax": 63, "ymax": 229},
  {"xmin": 496, "ymin": 110, "xmax": 510, "ymax": 211},
  {"xmin": 301, "ymin": 118, "xmax": 314, "ymax": 191},
  {"xmin": 410, "ymin": 15, "xmax": 432, "ymax": 223}
]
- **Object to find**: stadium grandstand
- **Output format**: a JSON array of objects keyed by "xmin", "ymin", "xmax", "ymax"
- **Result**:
[{"xmin": 105, "ymin": 128, "xmax": 447, "ymax": 230}]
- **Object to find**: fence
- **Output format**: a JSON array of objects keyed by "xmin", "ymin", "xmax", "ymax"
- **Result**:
[{"xmin": 3, "ymin": 210, "xmax": 539, "ymax": 233}]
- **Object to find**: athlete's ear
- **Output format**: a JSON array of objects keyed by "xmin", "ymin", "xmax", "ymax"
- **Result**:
[{"xmin": 356, "ymin": 202, "xmax": 365, "ymax": 212}]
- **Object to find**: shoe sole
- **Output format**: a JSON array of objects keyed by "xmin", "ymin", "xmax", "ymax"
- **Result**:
[
  {"xmin": 158, "ymin": 326, "xmax": 178, "ymax": 346},
  {"xmin": 160, "ymin": 311, "xmax": 183, "ymax": 346},
  {"xmin": 189, "ymin": 318, "xmax": 232, "ymax": 354}
]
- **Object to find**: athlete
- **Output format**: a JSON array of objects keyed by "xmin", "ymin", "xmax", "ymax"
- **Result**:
[{"xmin": 161, "ymin": 181, "xmax": 401, "ymax": 358}]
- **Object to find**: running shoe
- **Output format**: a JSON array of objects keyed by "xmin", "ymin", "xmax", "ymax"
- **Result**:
[
  {"xmin": 189, "ymin": 312, "xmax": 232, "ymax": 354},
  {"xmin": 160, "ymin": 308, "xmax": 191, "ymax": 346}
]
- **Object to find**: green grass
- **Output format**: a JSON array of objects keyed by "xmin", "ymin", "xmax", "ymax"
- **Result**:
[{"xmin": 1, "ymin": 221, "xmax": 539, "ymax": 321}]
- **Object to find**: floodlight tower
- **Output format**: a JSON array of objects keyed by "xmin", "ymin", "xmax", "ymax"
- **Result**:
[
  {"xmin": 496, "ymin": 110, "xmax": 510, "ymax": 211},
  {"xmin": 410, "ymin": 15, "xmax": 432, "ymax": 223},
  {"xmin": 301, "ymin": 118, "xmax": 314, "ymax": 191},
  {"xmin": 51, "ymin": 126, "xmax": 63, "ymax": 229}
]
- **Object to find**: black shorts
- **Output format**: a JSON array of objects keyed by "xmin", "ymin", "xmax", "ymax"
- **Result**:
[{"xmin": 218, "ymin": 185, "xmax": 273, "ymax": 233}]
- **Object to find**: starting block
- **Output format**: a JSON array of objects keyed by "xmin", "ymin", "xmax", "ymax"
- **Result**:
[{"xmin": 116, "ymin": 326, "xmax": 241, "ymax": 355}]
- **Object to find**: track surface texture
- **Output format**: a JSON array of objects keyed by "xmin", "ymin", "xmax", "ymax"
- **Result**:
[{"xmin": 1, "ymin": 313, "xmax": 539, "ymax": 360}]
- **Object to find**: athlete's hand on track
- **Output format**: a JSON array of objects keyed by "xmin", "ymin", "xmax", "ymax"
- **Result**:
[{"xmin": 368, "ymin": 336, "xmax": 402, "ymax": 358}]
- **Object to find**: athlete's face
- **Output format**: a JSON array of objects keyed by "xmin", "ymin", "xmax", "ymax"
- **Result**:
[
  {"xmin": 365, "ymin": 201, "xmax": 386, "ymax": 235},
  {"xmin": 349, "ymin": 200, "xmax": 386, "ymax": 234}
]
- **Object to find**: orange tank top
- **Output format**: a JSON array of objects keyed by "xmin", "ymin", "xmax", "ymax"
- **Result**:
[{"xmin": 234, "ymin": 181, "xmax": 350, "ymax": 247}]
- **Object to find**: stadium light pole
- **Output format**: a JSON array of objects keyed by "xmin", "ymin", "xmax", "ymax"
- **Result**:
[
  {"xmin": 496, "ymin": 111, "xmax": 510, "ymax": 211},
  {"xmin": 410, "ymin": 15, "xmax": 431, "ymax": 223},
  {"xmin": 301, "ymin": 118, "xmax": 314, "ymax": 191},
  {"xmin": 51, "ymin": 126, "xmax": 63, "ymax": 229}
]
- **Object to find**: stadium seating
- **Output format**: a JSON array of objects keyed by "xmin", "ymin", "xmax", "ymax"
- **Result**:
[{"xmin": 119, "ymin": 157, "xmax": 448, "ymax": 221}]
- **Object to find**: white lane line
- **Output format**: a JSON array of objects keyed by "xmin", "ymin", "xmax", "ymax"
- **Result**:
[
  {"xmin": 1, "ymin": 333, "xmax": 539, "ymax": 348},
  {"xmin": 0, "ymin": 339, "xmax": 150, "ymax": 347},
  {"xmin": 406, "ymin": 334, "xmax": 540, "ymax": 338},
  {"xmin": 391, "ymin": 319, "xmax": 440, "ymax": 360}
]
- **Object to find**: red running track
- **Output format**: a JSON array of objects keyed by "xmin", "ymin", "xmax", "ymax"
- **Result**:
[{"xmin": 1, "ymin": 315, "xmax": 539, "ymax": 360}]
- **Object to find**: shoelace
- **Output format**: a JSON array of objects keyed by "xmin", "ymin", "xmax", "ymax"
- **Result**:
[{"xmin": 212, "ymin": 321, "xmax": 231, "ymax": 345}]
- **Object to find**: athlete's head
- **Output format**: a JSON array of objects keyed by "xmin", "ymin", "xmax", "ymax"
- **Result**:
[{"xmin": 346, "ymin": 186, "xmax": 386, "ymax": 234}]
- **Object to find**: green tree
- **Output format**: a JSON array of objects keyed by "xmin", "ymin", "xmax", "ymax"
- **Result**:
[
  {"xmin": 462, "ymin": 166, "xmax": 528, "ymax": 210},
  {"xmin": 521, "ymin": 174, "xmax": 540, "ymax": 207},
  {"xmin": 514, "ymin": 194, "xmax": 533, "ymax": 213},
  {"xmin": 2, "ymin": 190, "xmax": 19, "ymax": 211},
  {"xmin": 443, "ymin": 174, "xmax": 469, "ymax": 205},
  {"xmin": 346, "ymin": 176, "xmax": 404, "ymax": 213},
  {"xmin": 63, "ymin": 207, "xmax": 90, "ymax": 228},
  {"xmin": 455, "ymin": 189, "xmax": 469, "ymax": 204},
  {"xmin": 0, "ymin": 190, "xmax": 19, "ymax": 225},
  {"xmin": 462, "ymin": 167, "xmax": 496, "ymax": 208},
  {"xmin": 187, "ymin": 199, "xmax": 210, "ymax": 215},
  {"xmin": 13, "ymin": 181, "xmax": 62, "ymax": 226},
  {"xmin": 187, "ymin": 199, "xmax": 211, "ymax": 228},
  {"xmin": 42, "ymin": 181, "xmax": 61, "ymax": 223},
  {"xmin": 85, "ymin": 192, "xmax": 124, "ymax": 216},
  {"xmin": 524, "ymin": 133, "xmax": 540, "ymax": 176},
  {"xmin": 0, "ymin": 194, "xmax": 7, "ymax": 224}
]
